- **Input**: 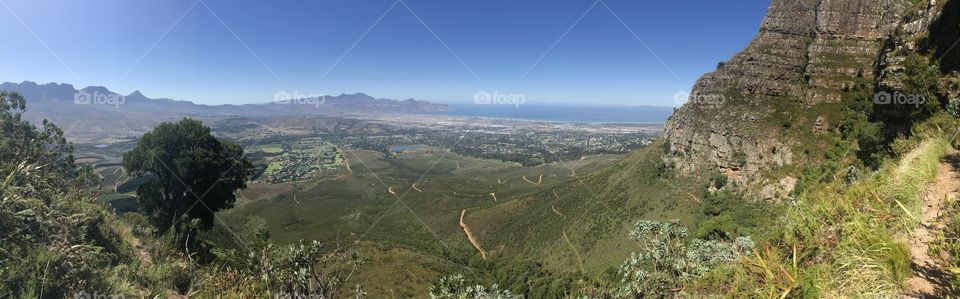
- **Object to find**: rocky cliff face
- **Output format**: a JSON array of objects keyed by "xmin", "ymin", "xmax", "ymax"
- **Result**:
[{"xmin": 664, "ymin": 0, "xmax": 949, "ymax": 199}]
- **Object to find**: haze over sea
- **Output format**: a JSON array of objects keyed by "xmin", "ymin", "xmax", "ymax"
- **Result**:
[{"xmin": 437, "ymin": 104, "xmax": 673, "ymax": 124}]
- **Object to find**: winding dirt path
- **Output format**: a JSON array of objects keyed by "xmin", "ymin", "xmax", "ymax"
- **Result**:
[
  {"xmin": 460, "ymin": 209, "xmax": 487, "ymax": 259},
  {"xmin": 522, "ymin": 174, "xmax": 543, "ymax": 185},
  {"xmin": 904, "ymin": 153, "xmax": 960, "ymax": 297},
  {"xmin": 551, "ymin": 205, "xmax": 564, "ymax": 217},
  {"xmin": 562, "ymin": 230, "xmax": 584, "ymax": 272}
]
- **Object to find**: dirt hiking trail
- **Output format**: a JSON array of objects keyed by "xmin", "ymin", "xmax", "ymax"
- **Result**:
[
  {"xmin": 904, "ymin": 152, "xmax": 960, "ymax": 298},
  {"xmin": 460, "ymin": 209, "xmax": 487, "ymax": 259}
]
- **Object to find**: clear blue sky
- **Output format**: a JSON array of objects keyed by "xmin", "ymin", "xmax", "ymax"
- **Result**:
[{"xmin": 0, "ymin": 0, "xmax": 768, "ymax": 106}]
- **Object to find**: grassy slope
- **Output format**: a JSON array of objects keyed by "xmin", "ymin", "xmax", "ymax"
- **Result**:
[
  {"xmin": 221, "ymin": 140, "xmax": 780, "ymax": 297},
  {"xmin": 472, "ymin": 142, "xmax": 705, "ymax": 273},
  {"xmin": 817, "ymin": 138, "xmax": 948, "ymax": 297},
  {"xmin": 215, "ymin": 147, "xmax": 626, "ymax": 296},
  {"xmin": 693, "ymin": 117, "xmax": 958, "ymax": 297}
]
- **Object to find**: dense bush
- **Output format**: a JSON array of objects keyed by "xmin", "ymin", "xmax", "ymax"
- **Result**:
[
  {"xmin": 695, "ymin": 189, "xmax": 777, "ymax": 240},
  {"xmin": 429, "ymin": 274, "xmax": 515, "ymax": 299},
  {"xmin": 0, "ymin": 92, "xmax": 134, "ymax": 297},
  {"xmin": 197, "ymin": 226, "xmax": 363, "ymax": 298},
  {"xmin": 586, "ymin": 220, "xmax": 754, "ymax": 298}
]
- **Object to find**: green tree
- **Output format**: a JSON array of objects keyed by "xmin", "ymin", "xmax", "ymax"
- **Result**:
[
  {"xmin": 123, "ymin": 118, "xmax": 253, "ymax": 231},
  {"xmin": 0, "ymin": 91, "xmax": 74, "ymax": 178}
]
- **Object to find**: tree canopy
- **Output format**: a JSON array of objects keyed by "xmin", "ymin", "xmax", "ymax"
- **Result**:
[{"xmin": 123, "ymin": 118, "xmax": 253, "ymax": 231}]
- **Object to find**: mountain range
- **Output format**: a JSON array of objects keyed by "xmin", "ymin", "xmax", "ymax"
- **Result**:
[{"xmin": 0, "ymin": 81, "xmax": 448, "ymax": 143}]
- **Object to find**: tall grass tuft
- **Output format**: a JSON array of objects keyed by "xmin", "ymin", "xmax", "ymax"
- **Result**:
[
  {"xmin": 824, "ymin": 138, "xmax": 948, "ymax": 297},
  {"xmin": 700, "ymin": 134, "xmax": 955, "ymax": 298}
]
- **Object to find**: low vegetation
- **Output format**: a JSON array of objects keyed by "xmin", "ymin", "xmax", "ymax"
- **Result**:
[
  {"xmin": 0, "ymin": 94, "xmax": 363, "ymax": 297},
  {"xmin": 933, "ymin": 193, "xmax": 960, "ymax": 293},
  {"xmin": 583, "ymin": 221, "xmax": 755, "ymax": 298}
]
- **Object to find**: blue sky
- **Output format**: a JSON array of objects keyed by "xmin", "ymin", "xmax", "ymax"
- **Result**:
[{"xmin": 0, "ymin": 0, "xmax": 768, "ymax": 106}]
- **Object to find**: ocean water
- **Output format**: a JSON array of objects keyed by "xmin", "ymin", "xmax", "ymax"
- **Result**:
[{"xmin": 435, "ymin": 104, "xmax": 674, "ymax": 123}]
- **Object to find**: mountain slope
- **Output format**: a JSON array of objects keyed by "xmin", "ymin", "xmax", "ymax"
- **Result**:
[
  {"xmin": 468, "ymin": 0, "xmax": 960, "ymax": 286},
  {"xmin": 662, "ymin": 0, "xmax": 933, "ymax": 199}
]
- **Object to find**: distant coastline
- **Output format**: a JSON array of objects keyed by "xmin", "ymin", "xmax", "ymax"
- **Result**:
[{"xmin": 433, "ymin": 104, "xmax": 673, "ymax": 124}]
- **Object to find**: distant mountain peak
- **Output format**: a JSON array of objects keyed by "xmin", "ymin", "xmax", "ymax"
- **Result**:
[
  {"xmin": 81, "ymin": 86, "xmax": 113, "ymax": 94},
  {"xmin": 128, "ymin": 90, "xmax": 146, "ymax": 98},
  {"xmin": 335, "ymin": 92, "xmax": 373, "ymax": 99}
]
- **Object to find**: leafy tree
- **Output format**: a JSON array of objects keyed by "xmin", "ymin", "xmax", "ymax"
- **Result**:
[
  {"xmin": 839, "ymin": 79, "xmax": 886, "ymax": 169},
  {"xmin": 871, "ymin": 53, "xmax": 945, "ymax": 140},
  {"xmin": 695, "ymin": 189, "xmax": 777, "ymax": 240},
  {"xmin": 123, "ymin": 118, "xmax": 253, "ymax": 231},
  {"xmin": 901, "ymin": 53, "xmax": 943, "ymax": 112},
  {"xmin": 0, "ymin": 91, "xmax": 75, "ymax": 179}
]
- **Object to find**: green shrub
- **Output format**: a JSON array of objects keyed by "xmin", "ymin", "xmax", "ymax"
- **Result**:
[
  {"xmin": 931, "ymin": 194, "xmax": 960, "ymax": 293},
  {"xmin": 609, "ymin": 220, "xmax": 754, "ymax": 298},
  {"xmin": 429, "ymin": 274, "xmax": 514, "ymax": 299},
  {"xmin": 695, "ymin": 189, "xmax": 778, "ymax": 240}
]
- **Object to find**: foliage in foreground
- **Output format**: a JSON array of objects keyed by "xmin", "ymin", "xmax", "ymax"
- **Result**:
[
  {"xmin": 691, "ymin": 125, "xmax": 955, "ymax": 297},
  {"xmin": 0, "ymin": 92, "xmax": 361, "ymax": 297},
  {"xmin": 196, "ymin": 227, "xmax": 363, "ymax": 298},
  {"xmin": 933, "ymin": 195, "xmax": 960, "ymax": 294},
  {"xmin": 581, "ymin": 221, "xmax": 754, "ymax": 298},
  {"xmin": 429, "ymin": 274, "xmax": 516, "ymax": 299},
  {"xmin": 0, "ymin": 91, "xmax": 120, "ymax": 298}
]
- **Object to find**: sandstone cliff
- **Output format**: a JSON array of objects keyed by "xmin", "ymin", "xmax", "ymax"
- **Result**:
[{"xmin": 664, "ymin": 0, "xmax": 951, "ymax": 199}]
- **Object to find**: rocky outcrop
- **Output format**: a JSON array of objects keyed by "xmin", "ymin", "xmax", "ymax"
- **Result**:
[
  {"xmin": 876, "ymin": 0, "xmax": 953, "ymax": 90},
  {"xmin": 664, "ymin": 0, "xmax": 917, "ymax": 199}
]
